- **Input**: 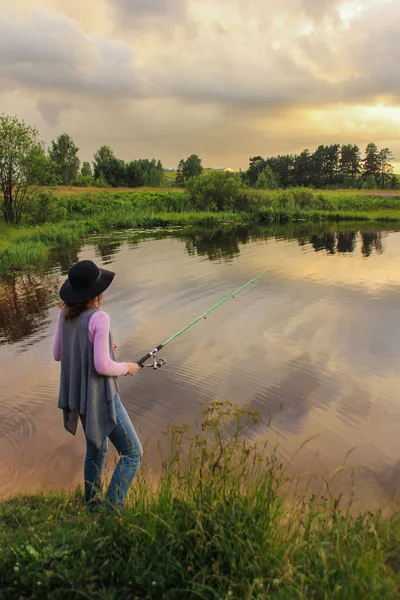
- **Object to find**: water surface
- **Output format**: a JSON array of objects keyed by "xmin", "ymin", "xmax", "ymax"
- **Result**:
[{"xmin": 1, "ymin": 223, "xmax": 399, "ymax": 507}]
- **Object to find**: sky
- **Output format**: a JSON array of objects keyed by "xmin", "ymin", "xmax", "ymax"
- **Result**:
[{"xmin": 0, "ymin": 0, "xmax": 399, "ymax": 171}]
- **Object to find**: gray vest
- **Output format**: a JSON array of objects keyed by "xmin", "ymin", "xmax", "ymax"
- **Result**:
[{"xmin": 58, "ymin": 308, "xmax": 118, "ymax": 449}]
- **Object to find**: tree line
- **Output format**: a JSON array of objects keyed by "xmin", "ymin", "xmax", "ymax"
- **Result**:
[
  {"xmin": 41, "ymin": 133, "xmax": 205, "ymax": 190},
  {"xmin": 41, "ymin": 134, "xmax": 164, "ymax": 188},
  {"xmin": 1, "ymin": 112, "xmax": 399, "ymax": 225},
  {"xmin": 243, "ymin": 143, "xmax": 398, "ymax": 190}
]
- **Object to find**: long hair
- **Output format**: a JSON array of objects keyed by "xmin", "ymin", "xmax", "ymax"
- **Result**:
[{"xmin": 60, "ymin": 294, "xmax": 103, "ymax": 320}]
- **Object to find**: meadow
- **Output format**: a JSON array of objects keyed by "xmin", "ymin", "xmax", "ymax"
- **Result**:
[{"xmin": 1, "ymin": 401, "xmax": 400, "ymax": 599}]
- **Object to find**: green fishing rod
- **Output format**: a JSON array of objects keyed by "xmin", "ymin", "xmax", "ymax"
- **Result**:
[{"xmin": 137, "ymin": 268, "xmax": 271, "ymax": 369}]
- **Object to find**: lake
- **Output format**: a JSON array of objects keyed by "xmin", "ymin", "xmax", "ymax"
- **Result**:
[{"xmin": 1, "ymin": 222, "xmax": 400, "ymax": 508}]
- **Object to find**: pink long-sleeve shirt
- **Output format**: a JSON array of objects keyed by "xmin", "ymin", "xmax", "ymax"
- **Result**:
[{"xmin": 53, "ymin": 310, "xmax": 129, "ymax": 377}]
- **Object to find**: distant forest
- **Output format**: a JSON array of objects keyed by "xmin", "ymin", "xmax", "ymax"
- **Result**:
[
  {"xmin": 1, "ymin": 114, "xmax": 397, "ymax": 190},
  {"xmin": 241, "ymin": 143, "xmax": 398, "ymax": 190}
]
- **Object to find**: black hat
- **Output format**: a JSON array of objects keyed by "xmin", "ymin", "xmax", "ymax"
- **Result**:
[{"xmin": 60, "ymin": 260, "xmax": 115, "ymax": 304}]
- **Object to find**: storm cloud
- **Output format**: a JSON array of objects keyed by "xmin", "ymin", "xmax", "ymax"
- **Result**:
[{"xmin": 0, "ymin": 0, "xmax": 399, "ymax": 169}]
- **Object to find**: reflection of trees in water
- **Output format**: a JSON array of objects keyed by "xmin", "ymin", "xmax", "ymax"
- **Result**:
[
  {"xmin": 94, "ymin": 239, "xmax": 123, "ymax": 265},
  {"xmin": 336, "ymin": 231, "xmax": 357, "ymax": 253},
  {"xmin": 51, "ymin": 245, "xmax": 80, "ymax": 276},
  {"xmin": 182, "ymin": 226, "xmax": 386, "ymax": 262},
  {"xmin": 310, "ymin": 232, "xmax": 336, "ymax": 254},
  {"xmin": 184, "ymin": 227, "xmax": 253, "ymax": 262},
  {"xmin": 360, "ymin": 232, "xmax": 383, "ymax": 257},
  {"xmin": 307, "ymin": 231, "xmax": 384, "ymax": 256},
  {"xmin": 0, "ymin": 272, "xmax": 59, "ymax": 344}
]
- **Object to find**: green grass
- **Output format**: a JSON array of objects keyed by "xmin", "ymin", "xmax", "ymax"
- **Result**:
[
  {"xmin": 1, "ymin": 401, "xmax": 400, "ymax": 599},
  {"xmin": 1, "ymin": 187, "xmax": 400, "ymax": 272},
  {"xmin": 0, "ymin": 213, "xmax": 243, "ymax": 271}
]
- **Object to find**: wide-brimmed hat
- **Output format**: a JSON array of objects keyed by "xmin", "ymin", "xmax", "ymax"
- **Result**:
[{"xmin": 60, "ymin": 260, "xmax": 115, "ymax": 304}]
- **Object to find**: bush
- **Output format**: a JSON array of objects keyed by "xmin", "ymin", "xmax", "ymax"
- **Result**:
[
  {"xmin": 71, "ymin": 175, "xmax": 96, "ymax": 187},
  {"xmin": 272, "ymin": 190, "xmax": 295, "ymax": 211},
  {"xmin": 25, "ymin": 192, "xmax": 67, "ymax": 225},
  {"xmin": 187, "ymin": 170, "xmax": 250, "ymax": 212},
  {"xmin": 94, "ymin": 172, "xmax": 111, "ymax": 188},
  {"xmin": 313, "ymin": 193, "xmax": 337, "ymax": 210},
  {"xmin": 290, "ymin": 187, "xmax": 315, "ymax": 207}
]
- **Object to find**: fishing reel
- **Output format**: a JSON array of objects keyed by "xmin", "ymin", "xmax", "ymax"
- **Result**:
[{"xmin": 143, "ymin": 355, "xmax": 167, "ymax": 370}]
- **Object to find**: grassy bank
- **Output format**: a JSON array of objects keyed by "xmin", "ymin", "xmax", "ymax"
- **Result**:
[
  {"xmin": 1, "ymin": 402, "xmax": 400, "ymax": 599},
  {"xmin": 1, "ymin": 187, "xmax": 400, "ymax": 272},
  {"xmin": 0, "ymin": 212, "xmax": 244, "ymax": 271}
]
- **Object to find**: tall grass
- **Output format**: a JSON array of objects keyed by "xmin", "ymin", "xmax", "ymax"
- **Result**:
[
  {"xmin": 40, "ymin": 187, "xmax": 400, "ymax": 215},
  {"xmin": 0, "ymin": 213, "xmax": 243, "ymax": 271},
  {"xmin": 249, "ymin": 187, "xmax": 400, "ymax": 213},
  {"xmin": 1, "ymin": 401, "xmax": 399, "ymax": 599},
  {"xmin": 1, "ymin": 188, "xmax": 400, "ymax": 272}
]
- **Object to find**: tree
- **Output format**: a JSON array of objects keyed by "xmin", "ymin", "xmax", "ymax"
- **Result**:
[
  {"xmin": 49, "ymin": 133, "xmax": 80, "ymax": 185},
  {"xmin": 266, "ymin": 155, "xmax": 294, "ymax": 188},
  {"xmin": 309, "ymin": 145, "xmax": 340, "ymax": 187},
  {"xmin": 183, "ymin": 154, "xmax": 203, "ymax": 180},
  {"xmin": 125, "ymin": 158, "xmax": 163, "ymax": 187},
  {"xmin": 378, "ymin": 147, "xmax": 394, "ymax": 188},
  {"xmin": 246, "ymin": 156, "xmax": 267, "ymax": 186},
  {"xmin": 310, "ymin": 145, "xmax": 326, "ymax": 187},
  {"xmin": 256, "ymin": 165, "xmax": 278, "ymax": 189},
  {"xmin": 176, "ymin": 154, "xmax": 203, "ymax": 186},
  {"xmin": 340, "ymin": 144, "xmax": 361, "ymax": 182},
  {"xmin": 93, "ymin": 146, "xmax": 125, "ymax": 187},
  {"xmin": 81, "ymin": 161, "xmax": 92, "ymax": 177},
  {"xmin": 293, "ymin": 150, "xmax": 313, "ymax": 187},
  {"xmin": 39, "ymin": 156, "xmax": 61, "ymax": 185},
  {"xmin": 362, "ymin": 143, "xmax": 380, "ymax": 183},
  {"xmin": 324, "ymin": 144, "xmax": 341, "ymax": 183},
  {"xmin": 0, "ymin": 114, "xmax": 46, "ymax": 224},
  {"xmin": 175, "ymin": 159, "xmax": 185, "ymax": 187}
]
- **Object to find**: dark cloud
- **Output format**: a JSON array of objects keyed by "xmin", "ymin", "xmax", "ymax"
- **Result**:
[
  {"xmin": 0, "ymin": 0, "xmax": 399, "ymax": 169},
  {"xmin": 1, "ymin": 2, "xmax": 399, "ymax": 111},
  {"xmin": 149, "ymin": 49, "xmax": 332, "ymax": 109},
  {"xmin": 0, "ymin": 8, "xmax": 142, "ymax": 97},
  {"xmin": 342, "ymin": 7, "xmax": 400, "ymax": 104}
]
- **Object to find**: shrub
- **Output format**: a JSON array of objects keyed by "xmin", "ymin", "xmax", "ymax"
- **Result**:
[
  {"xmin": 71, "ymin": 175, "xmax": 96, "ymax": 187},
  {"xmin": 187, "ymin": 171, "xmax": 249, "ymax": 212},
  {"xmin": 25, "ymin": 192, "xmax": 67, "ymax": 225},
  {"xmin": 272, "ymin": 190, "xmax": 295, "ymax": 211},
  {"xmin": 290, "ymin": 187, "xmax": 315, "ymax": 207},
  {"xmin": 313, "ymin": 193, "xmax": 337, "ymax": 210}
]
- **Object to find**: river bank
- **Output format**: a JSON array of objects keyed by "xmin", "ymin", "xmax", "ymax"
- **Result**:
[
  {"xmin": 1, "ymin": 402, "xmax": 399, "ymax": 599},
  {"xmin": 1, "ymin": 187, "xmax": 400, "ymax": 272}
]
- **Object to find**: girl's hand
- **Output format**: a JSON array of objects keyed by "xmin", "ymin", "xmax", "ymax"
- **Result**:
[
  {"xmin": 113, "ymin": 343, "xmax": 118, "ymax": 351},
  {"xmin": 127, "ymin": 362, "xmax": 140, "ymax": 376}
]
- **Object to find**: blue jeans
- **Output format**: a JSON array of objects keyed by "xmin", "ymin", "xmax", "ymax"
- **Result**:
[{"xmin": 81, "ymin": 395, "xmax": 142, "ymax": 512}]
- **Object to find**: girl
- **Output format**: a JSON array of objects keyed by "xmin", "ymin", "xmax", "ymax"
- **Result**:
[{"xmin": 53, "ymin": 259, "xmax": 142, "ymax": 513}]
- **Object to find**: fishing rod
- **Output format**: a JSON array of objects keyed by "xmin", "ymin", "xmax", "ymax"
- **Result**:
[{"xmin": 137, "ymin": 268, "xmax": 271, "ymax": 369}]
